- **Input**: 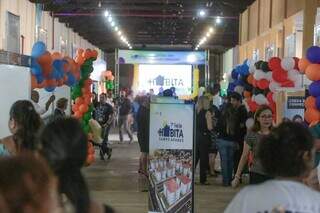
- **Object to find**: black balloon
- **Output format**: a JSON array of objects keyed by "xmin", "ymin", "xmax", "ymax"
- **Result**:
[
  {"xmin": 260, "ymin": 62, "xmax": 270, "ymax": 72},
  {"xmin": 255, "ymin": 60, "xmax": 263, "ymax": 69}
]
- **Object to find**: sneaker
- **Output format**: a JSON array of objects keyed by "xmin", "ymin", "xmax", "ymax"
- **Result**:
[{"xmin": 99, "ymin": 149, "xmax": 105, "ymax": 161}]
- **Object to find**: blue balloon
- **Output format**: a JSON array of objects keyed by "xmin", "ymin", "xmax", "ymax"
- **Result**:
[
  {"xmin": 36, "ymin": 74, "xmax": 44, "ymax": 84},
  {"xmin": 31, "ymin": 41, "xmax": 46, "ymax": 58},
  {"xmin": 45, "ymin": 86, "xmax": 56, "ymax": 92},
  {"xmin": 53, "ymin": 60, "xmax": 63, "ymax": 71},
  {"xmin": 231, "ymin": 69, "xmax": 238, "ymax": 80},
  {"xmin": 31, "ymin": 63, "xmax": 42, "ymax": 76},
  {"xmin": 241, "ymin": 64, "xmax": 249, "ymax": 75},
  {"xmin": 309, "ymin": 81, "xmax": 320, "ymax": 97},
  {"xmin": 51, "ymin": 68, "xmax": 61, "ymax": 80},
  {"xmin": 243, "ymin": 59, "xmax": 248, "ymax": 66},
  {"xmin": 307, "ymin": 46, "xmax": 320, "ymax": 64},
  {"xmin": 66, "ymin": 72, "xmax": 76, "ymax": 87},
  {"xmin": 316, "ymin": 96, "xmax": 320, "ymax": 110},
  {"xmin": 227, "ymin": 82, "xmax": 236, "ymax": 92},
  {"xmin": 235, "ymin": 80, "xmax": 245, "ymax": 87}
]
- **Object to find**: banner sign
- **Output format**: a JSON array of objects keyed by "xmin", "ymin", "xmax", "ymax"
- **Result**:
[
  {"xmin": 148, "ymin": 101, "xmax": 194, "ymax": 213},
  {"xmin": 118, "ymin": 50, "xmax": 206, "ymax": 65},
  {"xmin": 276, "ymin": 88, "xmax": 305, "ymax": 123}
]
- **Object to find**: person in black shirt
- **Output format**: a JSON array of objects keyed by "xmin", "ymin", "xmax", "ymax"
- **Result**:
[
  {"xmin": 118, "ymin": 91, "xmax": 133, "ymax": 143},
  {"xmin": 93, "ymin": 93, "xmax": 114, "ymax": 160},
  {"xmin": 216, "ymin": 92, "xmax": 247, "ymax": 186},
  {"xmin": 195, "ymin": 96, "xmax": 213, "ymax": 185},
  {"xmin": 137, "ymin": 96, "xmax": 150, "ymax": 191},
  {"xmin": 53, "ymin": 98, "xmax": 68, "ymax": 118}
]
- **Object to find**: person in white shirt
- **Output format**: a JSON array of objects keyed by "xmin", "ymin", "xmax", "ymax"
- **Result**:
[
  {"xmin": 31, "ymin": 90, "xmax": 55, "ymax": 115},
  {"xmin": 225, "ymin": 122, "xmax": 320, "ymax": 213}
]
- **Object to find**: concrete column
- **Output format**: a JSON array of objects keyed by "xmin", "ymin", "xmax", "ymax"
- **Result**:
[{"xmin": 302, "ymin": 0, "xmax": 317, "ymax": 55}]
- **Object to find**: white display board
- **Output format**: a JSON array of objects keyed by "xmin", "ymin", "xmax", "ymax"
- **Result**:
[
  {"xmin": 0, "ymin": 65, "xmax": 31, "ymax": 138},
  {"xmin": 149, "ymin": 103, "xmax": 194, "ymax": 152},
  {"xmin": 148, "ymin": 101, "xmax": 194, "ymax": 213}
]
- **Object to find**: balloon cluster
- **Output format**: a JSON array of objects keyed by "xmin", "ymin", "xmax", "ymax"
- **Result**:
[
  {"xmin": 101, "ymin": 70, "xmax": 115, "ymax": 90},
  {"xmin": 71, "ymin": 48, "xmax": 98, "ymax": 166},
  {"xmin": 228, "ymin": 56, "xmax": 303, "ymax": 116},
  {"xmin": 30, "ymin": 41, "xmax": 81, "ymax": 92},
  {"xmin": 227, "ymin": 59, "xmax": 253, "ymax": 97},
  {"xmin": 300, "ymin": 46, "xmax": 320, "ymax": 124}
]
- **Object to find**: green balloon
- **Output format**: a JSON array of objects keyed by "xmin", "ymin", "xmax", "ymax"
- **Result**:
[
  {"xmin": 89, "ymin": 105, "xmax": 94, "ymax": 112},
  {"xmin": 83, "ymin": 112, "xmax": 91, "ymax": 122},
  {"xmin": 78, "ymin": 79, "xmax": 84, "ymax": 87},
  {"xmin": 83, "ymin": 125, "xmax": 90, "ymax": 134}
]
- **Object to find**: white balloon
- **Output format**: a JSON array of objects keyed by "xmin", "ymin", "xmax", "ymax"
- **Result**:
[
  {"xmin": 253, "ymin": 69, "xmax": 265, "ymax": 80},
  {"xmin": 281, "ymin": 57, "xmax": 295, "ymax": 71},
  {"xmin": 245, "ymin": 118, "xmax": 254, "ymax": 129},
  {"xmin": 249, "ymin": 65, "xmax": 256, "ymax": 74},
  {"xmin": 255, "ymin": 94, "xmax": 269, "ymax": 105},
  {"xmin": 266, "ymin": 72, "xmax": 273, "ymax": 81},
  {"xmin": 288, "ymin": 69, "xmax": 301, "ymax": 82},
  {"xmin": 228, "ymin": 74, "xmax": 233, "ymax": 82},
  {"xmin": 269, "ymin": 81, "xmax": 280, "ymax": 92},
  {"xmin": 234, "ymin": 85, "xmax": 244, "ymax": 95}
]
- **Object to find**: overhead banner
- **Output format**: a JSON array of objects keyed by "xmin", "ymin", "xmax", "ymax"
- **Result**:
[
  {"xmin": 148, "ymin": 101, "xmax": 194, "ymax": 213},
  {"xmin": 118, "ymin": 50, "xmax": 206, "ymax": 65}
]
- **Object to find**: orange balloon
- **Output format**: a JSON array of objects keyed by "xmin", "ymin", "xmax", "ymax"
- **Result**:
[
  {"xmin": 82, "ymin": 87, "xmax": 90, "ymax": 94},
  {"xmin": 51, "ymin": 52, "xmax": 62, "ymax": 60},
  {"xmin": 91, "ymin": 50, "xmax": 98, "ymax": 58},
  {"xmin": 38, "ymin": 80, "xmax": 46, "ymax": 88},
  {"xmin": 84, "ymin": 96, "xmax": 91, "ymax": 105},
  {"xmin": 298, "ymin": 58, "xmax": 311, "ymax": 74},
  {"xmin": 72, "ymin": 104, "xmax": 79, "ymax": 113},
  {"xmin": 305, "ymin": 96, "xmax": 316, "ymax": 109},
  {"xmin": 305, "ymin": 64, "xmax": 320, "ymax": 81},
  {"xmin": 305, "ymin": 108, "xmax": 320, "ymax": 124},
  {"xmin": 76, "ymin": 48, "xmax": 84, "ymax": 57},
  {"xmin": 75, "ymin": 97, "xmax": 84, "ymax": 105},
  {"xmin": 46, "ymin": 79, "xmax": 57, "ymax": 87},
  {"xmin": 82, "ymin": 49, "xmax": 92, "ymax": 59},
  {"xmin": 247, "ymin": 74, "xmax": 254, "ymax": 85},
  {"xmin": 31, "ymin": 75, "xmax": 38, "ymax": 89},
  {"xmin": 75, "ymin": 56, "xmax": 85, "ymax": 65},
  {"xmin": 74, "ymin": 111, "xmax": 83, "ymax": 119},
  {"xmin": 37, "ymin": 51, "xmax": 53, "ymax": 66},
  {"xmin": 79, "ymin": 104, "xmax": 89, "ymax": 113},
  {"xmin": 243, "ymin": 91, "xmax": 251, "ymax": 98}
]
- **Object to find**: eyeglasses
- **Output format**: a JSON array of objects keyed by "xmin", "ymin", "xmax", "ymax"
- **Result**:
[{"xmin": 260, "ymin": 115, "xmax": 273, "ymax": 119}]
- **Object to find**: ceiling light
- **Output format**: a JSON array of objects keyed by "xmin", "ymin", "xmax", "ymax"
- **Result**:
[
  {"xmin": 209, "ymin": 27, "xmax": 214, "ymax": 33},
  {"xmin": 195, "ymin": 47, "xmax": 198, "ymax": 50},
  {"xmin": 118, "ymin": 31, "xmax": 122, "ymax": 36},
  {"xmin": 98, "ymin": 1, "xmax": 102, "ymax": 8},
  {"xmin": 129, "ymin": 47, "xmax": 132, "ymax": 49},
  {"xmin": 111, "ymin": 21, "xmax": 115, "ymax": 27},
  {"xmin": 114, "ymin": 26, "xmax": 119, "ymax": 31},
  {"xmin": 198, "ymin": 10, "xmax": 206, "ymax": 17},
  {"xmin": 104, "ymin": 10, "xmax": 109, "ymax": 17},
  {"xmin": 216, "ymin": 16, "xmax": 222, "ymax": 24},
  {"xmin": 206, "ymin": 32, "xmax": 211, "ymax": 37},
  {"xmin": 108, "ymin": 16, "xmax": 112, "ymax": 22}
]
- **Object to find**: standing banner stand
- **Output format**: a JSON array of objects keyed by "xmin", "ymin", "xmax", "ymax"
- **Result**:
[
  {"xmin": 275, "ymin": 88, "xmax": 305, "ymax": 124},
  {"xmin": 148, "ymin": 97, "xmax": 194, "ymax": 213}
]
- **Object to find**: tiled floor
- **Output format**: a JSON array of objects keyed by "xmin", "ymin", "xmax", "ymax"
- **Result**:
[{"xmin": 83, "ymin": 134, "xmax": 240, "ymax": 213}]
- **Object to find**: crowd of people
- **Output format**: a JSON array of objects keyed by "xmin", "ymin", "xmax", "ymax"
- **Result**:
[
  {"xmin": 0, "ymin": 85, "xmax": 320, "ymax": 212},
  {"xmin": 194, "ymin": 84, "xmax": 320, "ymax": 212}
]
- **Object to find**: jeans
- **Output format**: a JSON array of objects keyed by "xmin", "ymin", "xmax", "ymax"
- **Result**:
[
  {"xmin": 101, "ymin": 124, "xmax": 111, "ymax": 154},
  {"xmin": 217, "ymin": 139, "xmax": 236, "ymax": 186},
  {"xmin": 118, "ymin": 115, "xmax": 133, "ymax": 142}
]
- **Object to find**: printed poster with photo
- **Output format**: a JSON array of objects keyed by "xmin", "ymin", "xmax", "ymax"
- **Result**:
[{"xmin": 148, "ymin": 102, "xmax": 194, "ymax": 213}]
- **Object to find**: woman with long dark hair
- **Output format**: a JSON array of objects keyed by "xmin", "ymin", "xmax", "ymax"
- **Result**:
[
  {"xmin": 0, "ymin": 100, "xmax": 41, "ymax": 155},
  {"xmin": 39, "ymin": 117, "xmax": 114, "ymax": 213},
  {"xmin": 231, "ymin": 105, "xmax": 273, "ymax": 187}
]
